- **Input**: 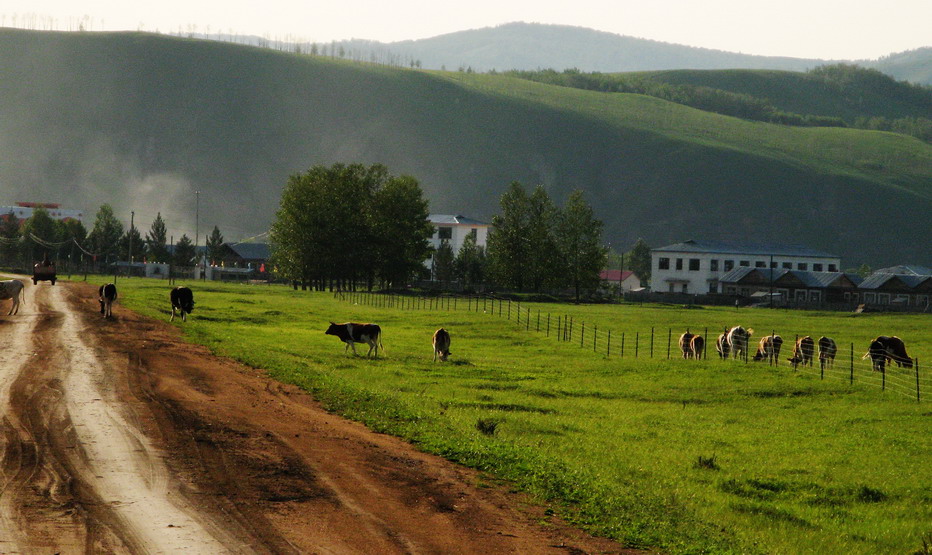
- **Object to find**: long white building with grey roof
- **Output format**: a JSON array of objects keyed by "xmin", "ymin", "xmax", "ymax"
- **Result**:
[{"xmin": 650, "ymin": 239, "xmax": 841, "ymax": 294}]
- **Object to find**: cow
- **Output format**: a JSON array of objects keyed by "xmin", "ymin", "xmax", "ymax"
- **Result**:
[
  {"xmin": 715, "ymin": 329, "xmax": 730, "ymax": 360},
  {"xmin": 752, "ymin": 335, "xmax": 783, "ymax": 363},
  {"xmin": 678, "ymin": 331, "xmax": 695, "ymax": 359},
  {"xmin": 864, "ymin": 336, "xmax": 912, "ymax": 369},
  {"xmin": 0, "ymin": 279, "xmax": 25, "ymax": 315},
  {"xmin": 689, "ymin": 334, "xmax": 705, "ymax": 360},
  {"xmin": 864, "ymin": 338, "xmax": 887, "ymax": 372},
  {"xmin": 98, "ymin": 283, "xmax": 117, "ymax": 318},
  {"xmin": 818, "ymin": 336, "xmax": 837, "ymax": 371},
  {"xmin": 787, "ymin": 336, "xmax": 815, "ymax": 367},
  {"xmin": 170, "ymin": 286, "xmax": 195, "ymax": 322},
  {"xmin": 326, "ymin": 322, "xmax": 383, "ymax": 358},
  {"xmin": 726, "ymin": 326, "xmax": 754, "ymax": 360},
  {"xmin": 432, "ymin": 328, "xmax": 451, "ymax": 362}
]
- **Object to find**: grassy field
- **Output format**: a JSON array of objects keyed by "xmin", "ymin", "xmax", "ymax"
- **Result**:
[{"xmin": 101, "ymin": 278, "xmax": 930, "ymax": 554}]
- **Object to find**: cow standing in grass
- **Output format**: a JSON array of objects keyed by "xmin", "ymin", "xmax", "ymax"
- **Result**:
[
  {"xmin": 689, "ymin": 335, "xmax": 705, "ymax": 360},
  {"xmin": 678, "ymin": 332, "xmax": 694, "ymax": 359},
  {"xmin": 715, "ymin": 329, "xmax": 730, "ymax": 359},
  {"xmin": 818, "ymin": 336, "xmax": 837, "ymax": 371},
  {"xmin": 726, "ymin": 326, "xmax": 753, "ymax": 361},
  {"xmin": 170, "ymin": 286, "xmax": 194, "ymax": 322},
  {"xmin": 752, "ymin": 335, "xmax": 783, "ymax": 364},
  {"xmin": 0, "ymin": 279, "xmax": 25, "ymax": 315},
  {"xmin": 99, "ymin": 283, "xmax": 117, "ymax": 319},
  {"xmin": 788, "ymin": 336, "xmax": 815, "ymax": 368},
  {"xmin": 863, "ymin": 335, "xmax": 912, "ymax": 369},
  {"xmin": 326, "ymin": 322, "xmax": 383, "ymax": 357},
  {"xmin": 432, "ymin": 328, "xmax": 451, "ymax": 362}
]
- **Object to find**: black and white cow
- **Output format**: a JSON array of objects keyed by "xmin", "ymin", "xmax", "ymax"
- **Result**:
[
  {"xmin": 818, "ymin": 336, "xmax": 837, "ymax": 371},
  {"xmin": 726, "ymin": 326, "xmax": 754, "ymax": 361},
  {"xmin": 715, "ymin": 329, "xmax": 731, "ymax": 360},
  {"xmin": 432, "ymin": 328, "xmax": 451, "ymax": 362},
  {"xmin": 0, "ymin": 279, "xmax": 25, "ymax": 315},
  {"xmin": 170, "ymin": 286, "xmax": 194, "ymax": 322},
  {"xmin": 326, "ymin": 322, "xmax": 383, "ymax": 357},
  {"xmin": 99, "ymin": 283, "xmax": 117, "ymax": 318},
  {"xmin": 678, "ymin": 331, "xmax": 695, "ymax": 359},
  {"xmin": 787, "ymin": 336, "xmax": 815, "ymax": 368},
  {"xmin": 864, "ymin": 335, "xmax": 912, "ymax": 369}
]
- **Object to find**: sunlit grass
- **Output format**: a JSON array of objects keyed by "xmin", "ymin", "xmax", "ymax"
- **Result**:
[{"xmin": 100, "ymin": 277, "xmax": 931, "ymax": 554}]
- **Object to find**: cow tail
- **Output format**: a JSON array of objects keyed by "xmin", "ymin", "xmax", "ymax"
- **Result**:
[{"xmin": 378, "ymin": 328, "xmax": 385, "ymax": 354}]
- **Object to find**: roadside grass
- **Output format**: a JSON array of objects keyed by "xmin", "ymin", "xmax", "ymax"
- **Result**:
[{"xmin": 101, "ymin": 278, "xmax": 931, "ymax": 554}]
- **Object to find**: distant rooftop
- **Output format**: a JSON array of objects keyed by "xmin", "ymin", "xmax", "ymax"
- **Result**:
[
  {"xmin": 873, "ymin": 265, "xmax": 932, "ymax": 276},
  {"xmin": 719, "ymin": 267, "xmax": 863, "ymax": 287},
  {"xmin": 428, "ymin": 214, "xmax": 489, "ymax": 226},
  {"xmin": 652, "ymin": 239, "xmax": 839, "ymax": 259}
]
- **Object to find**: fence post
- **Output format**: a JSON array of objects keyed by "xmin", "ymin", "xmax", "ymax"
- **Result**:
[
  {"xmin": 547, "ymin": 313, "xmax": 550, "ymax": 337},
  {"xmin": 607, "ymin": 330, "xmax": 611, "ymax": 358},
  {"xmin": 508, "ymin": 300, "xmax": 511, "ymax": 320},
  {"xmin": 527, "ymin": 308, "xmax": 531, "ymax": 331},
  {"xmin": 517, "ymin": 304, "xmax": 520, "ymax": 325},
  {"xmin": 667, "ymin": 328, "xmax": 672, "ymax": 360},
  {"xmin": 793, "ymin": 334, "xmax": 799, "ymax": 371},
  {"xmin": 581, "ymin": 322, "xmax": 585, "ymax": 348},
  {"xmin": 536, "ymin": 310, "xmax": 540, "ymax": 332},
  {"xmin": 593, "ymin": 325, "xmax": 597, "ymax": 352},
  {"xmin": 635, "ymin": 332, "xmax": 639, "ymax": 358},
  {"xmin": 650, "ymin": 327, "xmax": 654, "ymax": 359},
  {"xmin": 850, "ymin": 343, "xmax": 854, "ymax": 384},
  {"xmin": 916, "ymin": 358, "xmax": 920, "ymax": 403},
  {"xmin": 557, "ymin": 315, "xmax": 561, "ymax": 341},
  {"xmin": 621, "ymin": 332, "xmax": 625, "ymax": 358},
  {"xmin": 882, "ymin": 362, "xmax": 886, "ymax": 391}
]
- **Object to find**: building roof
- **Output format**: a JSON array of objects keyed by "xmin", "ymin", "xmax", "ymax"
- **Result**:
[
  {"xmin": 652, "ymin": 239, "xmax": 839, "ymax": 259},
  {"xmin": 600, "ymin": 270, "xmax": 636, "ymax": 281},
  {"xmin": 226, "ymin": 242, "xmax": 270, "ymax": 260},
  {"xmin": 428, "ymin": 214, "xmax": 489, "ymax": 226},
  {"xmin": 719, "ymin": 268, "xmax": 863, "ymax": 287},
  {"xmin": 873, "ymin": 265, "xmax": 932, "ymax": 276},
  {"xmin": 859, "ymin": 273, "xmax": 930, "ymax": 290}
]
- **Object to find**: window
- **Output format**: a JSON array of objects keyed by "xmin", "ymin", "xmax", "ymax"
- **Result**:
[
  {"xmin": 438, "ymin": 227, "xmax": 452, "ymax": 240},
  {"xmin": 770, "ymin": 261, "xmax": 778, "ymax": 268},
  {"xmin": 828, "ymin": 264, "xmax": 837, "ymax": 272},
  {"xmin": 469, "ymin": 228, "xmax": 477, "ymax": 239},
  {"xmin": 755, "ymin": 261, "xmax": 766, "ymax": 268},
  {"xmin": 689, "ymin": 258, "xmax": 700, "ymax": 271},
  {"xmin": 739, "ymin": 260, "xmax": 750, "ymax": 267},
  {"xmin": 710, "ymin": 259, "xmax": 719, "ymax": 271},
  {"xmin": 676, "ymin": 258, "xmax": 683, "ymax": 271},
  {"xmin": 658, "ymin": 257, "xmax": 670, "ymax": 270},
  {"xmin": 668, "ymin": 283, "xmax": 675, "ymax": 292},
  {"xmin": 724, "ymin": 260, "xmax": 734, "ymax": 271},
  {"xmin": 681, "ymin": 284, "xmax": 688, "ymax": 293},
  {"xmin": 797, "ymin": 263, "xmax": 808, "ymax": 271},
  {"xmin": 813, "ymin": 263, "xmax": 823, "ymax": 271},
  {"xmin": 709, "ymin": 281, "xmax": 718, "ymax": 293},
  {"xmin": 795, "ymin": 290, "xmax": 807, "ymax": 302},
  {"xmin": 809, "ymin": 291, "xmax": 821, "ymax": 302},
  {"xmin": 782, "ymin": 262, "xmax": 792, "ymax": 269}
]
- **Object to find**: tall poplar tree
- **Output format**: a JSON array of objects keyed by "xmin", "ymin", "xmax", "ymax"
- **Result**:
[
  {"xmin": 146, "ymin": 213, "xmax": 170, "ymax": 263},
  {"xmin": 554, "ymin": 190, "xmax": 607, "ymax": 303},
  {"xmin": 486, "ymin": 182, "xmax": 530, "ymax": 290},
  {"xmin": 87, "ymin": 204, "xmax": 124, "ymax": 263}
]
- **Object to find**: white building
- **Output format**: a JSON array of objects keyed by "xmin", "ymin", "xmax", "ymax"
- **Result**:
[
  {"xmin": 425, "ymin": 214, "xmax": 490, "ymax": 275},
  {"xmin": 0, "ymin": 202, "xmax": 84, "ymax": 223},
  {"xmin": 650, "ymin": 239, "xmax": 841, "ymax": 294}
]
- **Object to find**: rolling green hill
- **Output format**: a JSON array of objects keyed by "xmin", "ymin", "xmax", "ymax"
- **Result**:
[{"xmin": 1, "ymin": 28, "xmax": 930, "ymax": 266}]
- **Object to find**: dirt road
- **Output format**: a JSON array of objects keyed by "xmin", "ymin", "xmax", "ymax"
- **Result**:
[{"xmin": 0, "ymin": 279, "xmax": 630, "ymax": 554}]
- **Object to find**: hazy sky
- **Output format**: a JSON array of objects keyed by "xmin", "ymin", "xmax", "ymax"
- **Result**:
[{"xmin": 2, "ymin": 0, "xmax": 929, "ymax": 60}]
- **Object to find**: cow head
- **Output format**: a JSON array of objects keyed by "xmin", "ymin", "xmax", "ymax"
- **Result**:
[{"xmin": 325, "ymin": 322, "xmax": 341, "ymax": 336}]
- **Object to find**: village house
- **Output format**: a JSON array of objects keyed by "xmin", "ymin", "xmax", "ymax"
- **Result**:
[
  {"xmin": 425, "ymin": 214, "xmax": 490, "ymax": 278},
  {"xmin": 650, "ymin": 239, "xmax": 841, "ymax": 294},
  {"xmin": 599, "ymin": 269, "xmax": 642, "ymax": 292}
]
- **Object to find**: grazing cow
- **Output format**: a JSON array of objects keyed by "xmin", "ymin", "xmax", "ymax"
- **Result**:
[
  {"xmin": 818, "ymin": 336, "xmax": 837, "ymax": 371},
  {"xmin": 98, "ymin": 283, "xmax": 117, "ymax": 318},
  {"xmin": 787, "ymin": 336, "xmax": 815, "ymax": 367},
  {"xmin": 726, "ymin": 326, "xmax": 754, "ymax": 360},
  {"xmin": 678, "ymin": 332, "xmax": 695, "ymax": 359},
  {"xmin": 752, "ymin": 335, "xmax": 783, "ymax": 363},
  {"xmin": 715, "ymin": 329, "xmax": 731, "ymax": 360},
  {"xmin": 432, "ymin": 328, "xmax": 451, "ymax": 362},
  {"xmin": 866, "ymin": 336, "xmax": 912, "ymax": 369},
  {"xmin": 0, "ymin": 279, "xmax": 25, "ymax": 315},
  {"xmin": 689, "ymin": 334, "xmax": 705, "ymax": 360},
  {"xmin": 169, "ymin": 286, "xmax": 195, "ymax": 322},
  {"xmin": 326, "ymin": 322, "xmax": 383, "ymax": 357},
  {"xmin": 864, "ymin": 339, "xmax": 888, "ymax": 372}
]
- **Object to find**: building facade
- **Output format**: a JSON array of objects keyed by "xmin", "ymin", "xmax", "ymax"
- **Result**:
[
  {"xmin": 0, "ymin": 202, "xmax": 84, "ymax": 224},
  {"xmin": 650, "ymin": 240, "xmax": 841, "ymax": 294},
  {"xmin": 425, "ymin": 214, "xmax": 490, "ymax": 276}
]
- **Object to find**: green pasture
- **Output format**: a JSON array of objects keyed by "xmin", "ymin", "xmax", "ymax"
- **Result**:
[{"xmin": 100, "ymin": 278, "xmax": 931, "ymax": 554}]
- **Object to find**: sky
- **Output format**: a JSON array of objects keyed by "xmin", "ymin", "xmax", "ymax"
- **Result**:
[{"xmin": 1, "ymin": 0, "xmax": 930, "ymax": 60}]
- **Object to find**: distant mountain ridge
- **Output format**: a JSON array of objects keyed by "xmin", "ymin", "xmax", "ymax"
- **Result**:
[{"xmin": 332, "ymin": 22, "xmax": 932, "ymax": 85}]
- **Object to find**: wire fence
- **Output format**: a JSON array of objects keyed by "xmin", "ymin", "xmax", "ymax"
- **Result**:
[{"xmin": 335, "ymin": 291, "xmax": 927, "ymax": 403}]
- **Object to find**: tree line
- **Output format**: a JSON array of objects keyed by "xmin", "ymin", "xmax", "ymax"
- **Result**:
[
  {"xmin": 0, "ymin": 204, "xmax": 228, "ymax": 269},
  {"xmin": 270, "ymin": 164, "xmax": 617, "ymax": 300}
]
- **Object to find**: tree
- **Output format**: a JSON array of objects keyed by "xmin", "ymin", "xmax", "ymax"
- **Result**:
[
  {"xmin": 525, "ymin": 186, "xmax": 561, "ymax": 292},
  {"xmin": 205, "ymin": 225, "xmax": 225, "ymax": 265},
  {"xmin": 0, "ymin": 210, "xmax": 22, "ymax": 265},
  {"xmin": 627, "ymin": 238, "xmax": 652, "ymax": 285},
  {"xmin": 146, "ymin": 213, "xmax": 170, "ymax": 263},
  {"xmin": 118, "ymin": 224, "xmax": 143, "ymax": 262},
  {"xmin": 454, "ymin": 232, "xmax": 487, "ymax": 290},
  {"xmin": 433, "ymin": 240, "xmax": 455, "ymax": 284},
  {"xmin": 22, "ymin": 206, "xmax": 62, "ymax": 262},
  {"xmin": 486, "ymin": 182, "xmax": 530, "ymax": 290},
  {"xmin": 172, "ymin": 234, "xmax": 196, "ymax": 267},
  {"xmin": 59, "ymin": 218, "xmax": 88, "ymax": 268},
  {"xmin": 87, "ymin": 204, "xmax": 124, "ymax": 263},
  {"xmin": 554, "ymin": 190, "xmax": 607, "ymax": 302},
  {"xmin": 371, "ymin": 175, "xmax": 433, "ymax": 288}
]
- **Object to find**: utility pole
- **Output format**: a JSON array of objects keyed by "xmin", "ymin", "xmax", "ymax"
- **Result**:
[{"xmin": 128, "ymin": 210, "xmax": 135, "ymax": 274}]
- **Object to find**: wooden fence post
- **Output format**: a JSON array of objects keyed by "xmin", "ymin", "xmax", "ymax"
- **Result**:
[
  {"xmin": 850, "ymin": 343, "xmax": 854, "ymax": 384},
  {"xmin": 650, "ymin": 327, "xmax": 654, "ymax": 359},
  {"xmin": 581, "ymin": 322, "xmax": 585, "ymax": 348},
  {"xmin": 916, "ymin": 358, "xmax": 920, "ymax": 403},
  {"xmin": 593, "ymin": 325, "xmax": 597, "ymax": 352},
  {"xmin": 621, "ymin": 332, "xmax": 625, "ymax": 358},
  {"xmin": 667, "ymin": 328, "xmax": 671, "ymax": 360},
  {"xmin": 607, "ymin": 330, "xmax": 612, "ymax": 358},
  {"xmin": 527, "ymin": 308, "xmax": 531, "ymax": 331},
  {"xmin": 635, "ymin": 332, "xmax": 639, "ymax": 358}
]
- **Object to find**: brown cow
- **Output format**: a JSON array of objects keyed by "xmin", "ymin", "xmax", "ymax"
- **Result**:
[
  {"xmin": 715, "ymin": 329, "xmax": 730, "ymax": 359},
  {"xmin": 865, "ymin": 336, "xmax": 912, "ymax": 369},
  {"xmin": 818, "ymin": 336, "xmax": 837, "ymax": 371},
  {"xmin": 788, "ymin": 336, "xmax": 815, "ymax": 367},
  {"xmin": 752, "ymin": 335, "xmax": 783, "ymax": 363},
  {"xmin": 689, "ymin": 334, "xmax": 705, "ymax": 360},
  {"xmin": 433, "ymin": 328, "xmax": 451, "ymax": 362},
  {"xmin": 679, "ymin": 332, "xmax": 695, "ymax": 359}
]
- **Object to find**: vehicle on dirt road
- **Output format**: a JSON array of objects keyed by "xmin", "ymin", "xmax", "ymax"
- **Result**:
[{"xmin": 33, "ymin": 256, "xmax": 56, "ymax": 285}]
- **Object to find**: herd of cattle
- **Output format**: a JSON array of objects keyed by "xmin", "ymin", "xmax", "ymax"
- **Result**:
[
  {"xmin": 0, "ymin": 279, "xmax": 917, "ymax": 371},
  {"xmin": 678, "ymin": 325, "xmax": 914, "ymax": 373}
]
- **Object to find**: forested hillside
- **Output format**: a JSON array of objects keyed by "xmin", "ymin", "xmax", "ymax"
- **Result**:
[{"xmin": 1, "ymin": 28, "xmax": 930, "ymax": 266}]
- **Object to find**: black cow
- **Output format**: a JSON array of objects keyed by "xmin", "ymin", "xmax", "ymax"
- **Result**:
[
  {"xmin": 865, "ymin": 335, "xmax": 912, "ymax": 369},
  {"xmin": 818, "ymin": 336, "xmax": 837, "ymax": 371},
  {"xmin": 864, "ymin": 339, "xmax": 887, "ymax": 372},
  {"xmin": 433, "ymin": 328, "xmax": 451, "ymax": 362},
  {"xmin": 170, "ymin": 286, "xmax": 194, "ymax": 322},
  {"xmin": 326, "ymin": 322, "xmax": 383, "ymax": 357},
  {"xmin": 99, "ymin": 283, "xmax": 117, "ymax": 318}
]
